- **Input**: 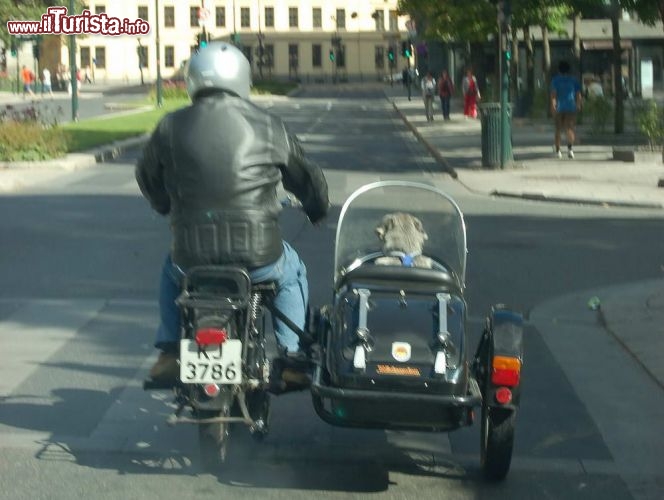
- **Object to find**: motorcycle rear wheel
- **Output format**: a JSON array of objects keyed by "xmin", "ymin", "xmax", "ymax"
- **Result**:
[
  {"xmin": 198, "ymin": 410, "xmax": 229, "ymax": 467},
  {"xmin": 480, "ymin": 405, "xmax": 515, "ymax": 481}
]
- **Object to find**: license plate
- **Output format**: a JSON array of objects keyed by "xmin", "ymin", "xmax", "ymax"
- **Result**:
[{"xmin": 179, "ymin": 339, "xmax": 242, "ymax": 384}]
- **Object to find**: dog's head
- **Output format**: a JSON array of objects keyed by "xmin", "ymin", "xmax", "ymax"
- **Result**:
[{"xmin": 375, "ymin": 212, "xmax": 428, "ymax": 254}]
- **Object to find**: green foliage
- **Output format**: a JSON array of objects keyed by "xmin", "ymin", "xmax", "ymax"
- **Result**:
[
  {"xmin": 149, "ymin": 80, "xmax": 189, "ymax": 100},
  {"xmin": 0, "ymin": 72, "xmax": 17, "ymax": 92},
  {"xmin": 397, "ymin": 0, "xmax": 495, "ymax": 43},
  {"xmin": 584, "ymin": 95, "xmax": 613, "ymax": 134},
  {"xmin": 0, "ymin": 122, "xmax": 68, "ymax": 161},
  {"xmin": 251, "ymin": 80, "xmax": 299, "ymax": 96},
  {"xmin": 632, "ymin": 99, "xmax": 664, "ymax": 150},
  {"xmin": 0, "ymin": 103, "xmax": 67, "ymax": 161}
]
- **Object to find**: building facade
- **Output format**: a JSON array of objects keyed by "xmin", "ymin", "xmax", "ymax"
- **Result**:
[{"xmin": 50, "ymin": 0, "xmax": 412, "ymax": 84}]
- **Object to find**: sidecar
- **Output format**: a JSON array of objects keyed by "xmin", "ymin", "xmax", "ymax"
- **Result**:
[{"xmin": 310, "ymin": 181, "xmax": 524, "ymax": 480}]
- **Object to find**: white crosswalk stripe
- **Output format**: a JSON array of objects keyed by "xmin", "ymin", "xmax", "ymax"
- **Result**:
[{"xmin": 0, "ymin": 299, "xmax": 107, "ymax": 397}]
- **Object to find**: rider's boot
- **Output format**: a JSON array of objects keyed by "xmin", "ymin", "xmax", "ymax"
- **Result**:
[
  {"xmin": 148, "ymin": 343, "xmax": 179, "ymax": 384},
  {"xmin": 268, "ymin": 350, "xmax": 312, "ymax": 394}
]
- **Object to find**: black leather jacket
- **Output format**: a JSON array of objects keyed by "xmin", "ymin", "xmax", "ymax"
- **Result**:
[{"xmin": 136, "ymin": 92, "xmax": 329, "ymax": 269}]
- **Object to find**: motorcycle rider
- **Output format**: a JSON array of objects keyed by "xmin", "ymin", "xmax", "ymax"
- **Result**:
[{"xmin": 136, "ymin": 42, "xmax": 329, "ymax": 387}]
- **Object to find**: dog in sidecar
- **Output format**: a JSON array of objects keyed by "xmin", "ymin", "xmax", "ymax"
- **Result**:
[{"xmin": 309, "ymin": 181, "xmax": 524, "ymax": 481}]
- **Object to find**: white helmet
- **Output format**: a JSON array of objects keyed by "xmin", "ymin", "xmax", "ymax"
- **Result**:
[{"xmin": 184, "ymin": 41, "xmax": 252, "ymax": 100}]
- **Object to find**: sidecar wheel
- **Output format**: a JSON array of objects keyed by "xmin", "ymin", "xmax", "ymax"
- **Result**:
[
  {"xmin": 198, "ymin": 411, "xmax": 229, "ymax": 467},
  {"xmin": 480, "ymin": 405, "xmax": 516, "ymax": 481}
]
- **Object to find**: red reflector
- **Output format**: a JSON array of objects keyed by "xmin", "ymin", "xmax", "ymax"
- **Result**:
[
  {"xmin": 195, "ymin": 328, "xmax": 227, "ymax": 346},
  {"xmin": 491, "ymin": 368, "xmax": 520, "ymax": 387},
  {"xmin": 495, "ymin": 387, "xmax": 512, "ymax": 405},
  {"xmin": 204, "ymin": 384, "xmax": 220, "ymax": 397}
]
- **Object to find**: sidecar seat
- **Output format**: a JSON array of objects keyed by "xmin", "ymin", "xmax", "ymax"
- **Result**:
[{"xmin": 336, "ymin": 264, "xmax": 462, "ymax": 295}]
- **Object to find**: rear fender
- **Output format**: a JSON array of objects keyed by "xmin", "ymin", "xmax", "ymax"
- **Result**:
[{"xmin": 484, "ymin": 305, "xmax": 524, "ymax": 409}]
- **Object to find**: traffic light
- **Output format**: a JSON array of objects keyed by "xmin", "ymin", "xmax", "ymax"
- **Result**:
[
  {"xmin": 329, "ymin": 49, "xmax": 335, "ymax": 62},
  {"xmin": 10, "ymin": 40, "xmax": 17, "ymax": 57},
  {"xmin": 388, "ymin": 46, "xmax": 395, "ymax": 62},
  {"xmin": 404, "ymin": 43, "xmax": 412, "ymax": 58},
  {"xmin": 196, "ymin": 32, "xmax": 210, "ymax": 49},
  {"xmin": 32, "ymin": 43, "xmax": 40, "ymax": 60}
]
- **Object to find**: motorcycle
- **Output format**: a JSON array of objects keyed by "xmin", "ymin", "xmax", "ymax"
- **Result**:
[
  {"xmin": 144, "ymin": 180, "xmax": 524, "ymax": 480},
  {"xmin": 143, "ymin": 264, "xmax": 306, "ymax": 464}
]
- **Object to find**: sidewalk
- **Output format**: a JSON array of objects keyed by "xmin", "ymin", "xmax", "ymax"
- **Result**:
[{"xmin": 386, "ymin": 87, "xmax": 664, "ymax": 209}]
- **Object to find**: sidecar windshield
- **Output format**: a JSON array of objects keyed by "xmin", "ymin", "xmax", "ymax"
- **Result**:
[{"xmin": 335, "ymin": 181, "xmax": 467, "ymax": 285}]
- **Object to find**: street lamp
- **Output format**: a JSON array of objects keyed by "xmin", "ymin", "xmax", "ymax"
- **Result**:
[
  {"xmin": 351, "ymin": 12, "xmax": 361, "ymax": 82},
  {"xmin": 68, "ymin": 0, "xmax": 78, "ymax": 121},
  {"xmin": 498, "ymin": 0, "xmax": 513, "ymax": 168},
  {"xmin": 155, "ymin": 0, "xmax": 163, "ymax": 107},
  {"xmin": 257, "ymin": 0, "xmax": 264, "ymax": 80}
]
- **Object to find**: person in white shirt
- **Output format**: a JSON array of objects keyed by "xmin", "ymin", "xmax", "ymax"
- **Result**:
[
  {"xmin": 421, "ymin": 71, "xmax": 437, "ymax": 122},
  {"xmin": 42, "ymin": 68, "xmax": 53, "ymax": 97}
]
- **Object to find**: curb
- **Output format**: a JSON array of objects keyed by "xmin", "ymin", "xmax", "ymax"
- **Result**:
[
  {"xmin": 0, "ymin": 133, "xmax": 149, "ymax": 172},
  {"xmin": 92, "ymin": 133, "xmax": 150, "ymax": 162},
  {"xmin": 491, "ymin": 190, "xmax": 663, "ymax": 209},
  {"xmin": 390, "ymin": 100, "xmax": 458, "ymax": 179}
]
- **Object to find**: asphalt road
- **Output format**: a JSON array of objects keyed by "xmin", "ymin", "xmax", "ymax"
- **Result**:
[{"xmin": 0, "ymin": 84, "xmax": 662, "ymax": 500}]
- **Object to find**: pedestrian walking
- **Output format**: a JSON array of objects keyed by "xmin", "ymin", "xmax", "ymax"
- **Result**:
[
  {"xmin": 84, "ymin": 69, "xmax": 92, "ymax": 84},
  {"xmin": 437, "ymin": 69, "xmax": 454, "ymax": 120},
  {"xmin": 421, "ymin": 71, "xmax": 436, "ymax": 122},
  {"xmin": 462, "ymin": 68, "xmax": 480, "ymax": 119},
  {"xmin": 550, "ymin": 60, "xmax": 582, "ymax": 159},
  {"xmin": 42, "ymin": 67, "xmax": 53, "ymax": 98},
  {"xmin": 21, "ymin": 65, "xmax": 35, "ymax": 98}
]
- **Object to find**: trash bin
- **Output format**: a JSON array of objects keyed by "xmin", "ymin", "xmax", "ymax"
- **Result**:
[{"xmin": 479, "ymin": 102, "xmax": 501, "ymax": 169}]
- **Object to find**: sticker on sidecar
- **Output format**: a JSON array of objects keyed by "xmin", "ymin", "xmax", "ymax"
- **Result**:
[
  {"xmin": 392, "ymin": 342, "xmax": 412, "ymax": 362},
  {"xmin": 179, "ymin": 339, "xmax": 242, "ymax": 384},
  {"xmin": 375, "ymin": 364, "xmax": 421, "ymax": 376}
]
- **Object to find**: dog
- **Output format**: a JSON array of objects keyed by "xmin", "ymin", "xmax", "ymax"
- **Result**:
[{"xmin": 374, "ymin": 212, "xmax": 433, "ymax": 269}]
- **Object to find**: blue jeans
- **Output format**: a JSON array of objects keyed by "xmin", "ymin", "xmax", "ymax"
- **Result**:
[
  {"xmin": 440, "ymin": 96, "xmax": 451, "ymax": 119},
  {"xmin": 156, "ymin": 241, "xmax": 308, "ymax": 354}
]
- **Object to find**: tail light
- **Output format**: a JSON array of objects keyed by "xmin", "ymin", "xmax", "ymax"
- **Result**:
[
  {"xmin": 495, "ymin": 387, "xmax": 513, "ymax": 404},
  {"xmin": 203, "ymin": 384, "xmax": 220, "ymax": 397},
  {"xmin": 195, "ymin": 328, "xmax": 227, "ymax": 346},
  {"xmin": 491, "ymin": 355, "xmax": 521, "ymax": 387}
]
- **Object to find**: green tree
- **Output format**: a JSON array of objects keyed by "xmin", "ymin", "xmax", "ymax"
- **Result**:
[{"xmin": 397, "ymin": 0, "xmax": 496, "ymax": 85}]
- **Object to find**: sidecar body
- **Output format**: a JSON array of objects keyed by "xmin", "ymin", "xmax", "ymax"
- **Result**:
[{"xmin": 311, "ymin": 181, "xmax": 479, "ymax": 431}]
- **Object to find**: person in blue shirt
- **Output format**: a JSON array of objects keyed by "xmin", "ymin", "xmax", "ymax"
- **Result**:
[{"xmin": 550, "ymin": 60, "xmax": 582, "ymax": 159}]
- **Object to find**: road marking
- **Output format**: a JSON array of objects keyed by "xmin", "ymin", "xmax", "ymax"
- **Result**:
[{"xmin": 0, "ymin": 299, "xmax": 106, "ymax": 397}]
